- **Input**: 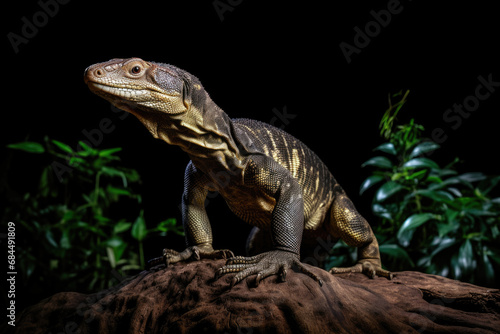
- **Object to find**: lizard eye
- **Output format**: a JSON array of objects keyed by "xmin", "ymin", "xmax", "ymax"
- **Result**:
[{"xmin": 131, "ymin": 65, "xmax": 142, "ymax": 74}]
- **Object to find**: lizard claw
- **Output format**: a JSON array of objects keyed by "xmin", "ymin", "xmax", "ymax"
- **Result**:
[
  {"xmin": 329, "ymin": 259, "xmax": 393, "ymax": 280},
  {"xmin": 146, "ymin": 245, "xmax": 234, "ymax": 269},
  {"xmin": 216, "ymin": 250, "xmax": 323, "ymax": 287}
]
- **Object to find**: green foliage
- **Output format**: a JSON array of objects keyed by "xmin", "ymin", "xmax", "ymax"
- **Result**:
[
  {"xmin": 357, "ymin": 93, "xmax": 500, "ymax": 286},
  {"xmin": 5, "ymin": 138, "xmax": 183, "ymax": 295},
  {"xmin": 379, "ymin": 90, "xmax": 411, "ymax": 140}
]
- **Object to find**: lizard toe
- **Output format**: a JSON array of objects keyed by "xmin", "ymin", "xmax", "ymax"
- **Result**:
[
  {"xmin": 329, "ymin": 261, "xmax": 392, "ymax": 280},
  {"xmin": 293, "ymin": 260, "xmax": 323, "ymax": 286},
  {"xmin": 230, "ymin": 265, "xmax": 265, "ymax": 287},
  {"xmin": 329, "ymin": 263, "xmax": 363, "ymax": 275},
  {"xmin": 255, "ymin": 266, "xmax": 282, "ymax": 287},
  {"xmin": 359, "ymin": 260, "xmax": 392, "ymax": 280},
  {"xmin": 215, "ymin": 263, "xmax": 253, "ymax": 279},
  {"xmin": 217, "ymin": 250, "xmax": 322, "ymax": 287},
  {"xmin": 226, "ymin": 253, "xmax": 265, "ymax": 265}
]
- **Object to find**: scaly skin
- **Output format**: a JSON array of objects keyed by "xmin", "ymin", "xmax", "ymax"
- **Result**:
[{"xmin": 84, "ymin": 58, "xmax": 392, "ymax": 286}]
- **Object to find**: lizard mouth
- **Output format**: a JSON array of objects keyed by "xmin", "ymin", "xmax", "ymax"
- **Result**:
[
  {"xmin": 87, "ymin": 81, "xmax": 181, "ymax": 103},
  {"xmin": 87, "ymin": 82, "xmax": 151, "ymax": 101}
]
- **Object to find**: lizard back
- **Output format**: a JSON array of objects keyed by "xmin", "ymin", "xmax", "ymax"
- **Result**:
[{"xmin": 232, "ymin": 118, "xmax": 336, "ymax": 230}]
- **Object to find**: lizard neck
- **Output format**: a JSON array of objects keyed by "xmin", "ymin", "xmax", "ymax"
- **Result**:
[{"xmin": 149, "ymin": 93, "xmax": 246, "ymax": 175}]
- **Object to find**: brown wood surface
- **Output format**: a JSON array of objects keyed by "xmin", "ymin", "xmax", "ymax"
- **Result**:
[{"xmin": 12, "ymin": 259, "xmax": 500, "ymax": 333}]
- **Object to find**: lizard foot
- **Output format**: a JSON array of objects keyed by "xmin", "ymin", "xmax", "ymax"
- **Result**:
[
  {"xmin": 146, "ymin": 244, "xmax": 234, "ymax": 269},
  {"xmin": 329, "ymin": 259, "xmax": 393, "ymax": 279},
  {"xmin": 215, "ymin": 250, "xmax": 323, "ymax": 287}
]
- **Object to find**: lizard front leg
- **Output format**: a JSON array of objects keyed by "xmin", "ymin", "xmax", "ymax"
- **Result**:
[
  {"xmin": 147, "ymin": 162, "xmax": 233, "ymax": 269},
  {"xmin": 328, "ymin": 187, "xmax": 392, "ymax": 279},
  {"xmin": 216, "ymin": 157, "xmax": 323, "ymax": 286}
]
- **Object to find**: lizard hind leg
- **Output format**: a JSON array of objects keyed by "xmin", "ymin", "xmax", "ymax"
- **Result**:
[{"xmin": 327, "ymin": 190, "xmax": 392, "ymax": 280}]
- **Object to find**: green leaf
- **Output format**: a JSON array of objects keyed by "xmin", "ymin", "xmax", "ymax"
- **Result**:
[
  {"xmin": 94, "ymin": 215, "xmax": 111, "ymax": 223},
  {"xmin": 479, "ymin": 175, "xmax": 500, "ymax": 195},
  {"xmin": 373, "ymin": 143, "xmax": 397, "ymax": 155},
  {"xmin": 77, "ymin": 222, "xmax": 107, "ymax": 237},
  {"xmin": 45, "ymin": 230, "xmax": 59, "ymax": 248},
  {"xmin": 131, "ymin": 213, "xmax": 147, "ymax": 241},
  {"xmin": 51, "ymin": 140, "xmax": 74, "ymax": 154},
  {"xmin": 403, "ymin": 158, "xmax": 439, "ymax": 170},
  {"xmin": 360, "ymin": 175, "xmax": 385, "ymax": 195},
  {"xmin": 156, "ymin": 218, "xmax": 176, "ymax": 231},
  {"xmin": 107, "ymin": 186, "xmax": 132, "ymax": 197},
  {"xmin": 123, "ymin": 168, "xmax": 141, "ymax": 182},
  {"xmin": 458, "ymin": 239, "xmax": 474, "ymax": 272},
  {"xmin": 458, "ymin": 172, "xmax": 487, "ymax": 183},
  {"xmin": 372, "ymin": 203, "xmax": 393, "ymax": 220},
  {"xmin": 77, "ymin": 141, "xmax": 98, "ymax": 156},
  {"xmin": 155, "ymin": 218, "xmax": 184, "ymax": 236},
  {"xmin": 7, "ymin": 141, "xmax": 45, "ymax": 154},
  {"xmin": 409, "ymin": 141, "xmax": 440, "ymax": 158},
  {"xmin": 451, "ymin": 254, "xmax": 462, "ymax": 279},
  {"xmin": 405, "ymin": 169, "xmax": 427, "ymax": 181},
  {"xmin": 101, "ymin": 167, "xmax": 128, "ymax": 187},
  {"xmin": 361, "ymin": 156, "xmax": 393, "ymax": 169},
  {"xmin": 486, "ymin": 249, "xmax": 500, "ymax": 266},
  {"xmin": 39, "ymin": 166, "xmax": 51, "ymax": 197},
  {"xmin": 481, "ymin": 251, "xmax": 495, "ymax": 283},
  {"xmin": 114, "ymin": 242, "xmax": 128, "ymax": 263},
  {"xmin": 106, "ymin": 247, "xmax": 116, "ymax": 269},
  {"xmin": 375, "ymin": 181, "xmax": 404, "ymax": 202},
  {"xmin": 438, "ymin": 168, "xmax": 458, "ymax": 178},
  {"xmin": 379, "ymin": 244, "xmax": 415, "ymax": 267},
  {"xmin": 105, "ymin": 236, "xmax": 125, "ymax": 248},
  {"xmin": 437, "ymin": 222, "xmax": 458, "ymax": 238},
  {"xmin": 430, "ymin": 237, "xmax": 457, "ymax": 258},
  {"xmin": 104, "ymin": 238, "xmax": 128, "ymax": 269},
  {"xmin": 490, "ymin": 225, "xmax": 499, "ymax": 240},
  {"xmin": 99, "ymin": 147, "xmax": 122, "ymax": 157},
  {"xmin": 447, "ymin": 187, "xmax": 462, "ymax": 197},
  {"xmin": 68, "ymin": 156, "xmax": 86, "ymax": 167},
  {"xmin": 114, "ymin": 221, "xmax": 132, "ymax": 234},
  {"xmin": 397, "ymin": 213, "xmax": 435, "ymax": 247},
  {"xmin": 418, "ymin": 190, "xmax": 454, "ymax": 203},
  {"xmin": 426, "ymin": 175, "xmax": 443, "ymax": 184},
  {"xmin": 60, "ymin": 230, "xmax": 71, "ymax": 249}
]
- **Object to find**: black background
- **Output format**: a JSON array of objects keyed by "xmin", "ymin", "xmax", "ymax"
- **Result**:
[{"xmin": 3, "ymin": 0, "xmax": 499, "ymax": 282}]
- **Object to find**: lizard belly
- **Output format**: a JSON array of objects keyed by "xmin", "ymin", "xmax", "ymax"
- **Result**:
[
  {"xmin": 222, "ymin": 186, "xmax": 276, "ymax": 228},
  {"xmin": 221, "ymin": 185, "xmax": 332, "ymax": 231}
]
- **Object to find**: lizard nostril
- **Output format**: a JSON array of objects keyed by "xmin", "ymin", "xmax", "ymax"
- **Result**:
[{"xmin": 95, "ymin": 69, "xmax": 103, "ymax": 77}]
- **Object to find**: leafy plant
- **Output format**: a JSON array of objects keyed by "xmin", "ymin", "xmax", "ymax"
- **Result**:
[
  {"xmin": 4, "ymin": 137, "xmax": 183, "ymax": 297},
  {"xmin": 327, "ymin": 91, "xmax": 500, "ymax": 287}
]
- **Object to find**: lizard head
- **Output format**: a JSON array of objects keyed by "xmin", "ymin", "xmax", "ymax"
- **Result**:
[{"xmin": 84, "ymin": 58, "xmax": 194, "ymax": 116}]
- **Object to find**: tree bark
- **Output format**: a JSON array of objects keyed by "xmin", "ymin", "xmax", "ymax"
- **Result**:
[{"xmin": 11, "ymin": 259, "xmax": 500, "ymax": 333}]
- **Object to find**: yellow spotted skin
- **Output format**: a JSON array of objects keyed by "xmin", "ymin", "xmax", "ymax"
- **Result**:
[{"xmin": 85, "ymin": 57, "xmax": 392, "ymax": 285}]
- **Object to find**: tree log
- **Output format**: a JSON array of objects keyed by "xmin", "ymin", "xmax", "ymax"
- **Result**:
[{"xmin": 12, "ymin": 259, "xmax": 500, "ymax": 333}]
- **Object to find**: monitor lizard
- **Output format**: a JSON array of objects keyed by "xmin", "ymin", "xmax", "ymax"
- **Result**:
[{"xmin": 84, "ymin": 58, "xmax": 392, "ymax": 287}]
